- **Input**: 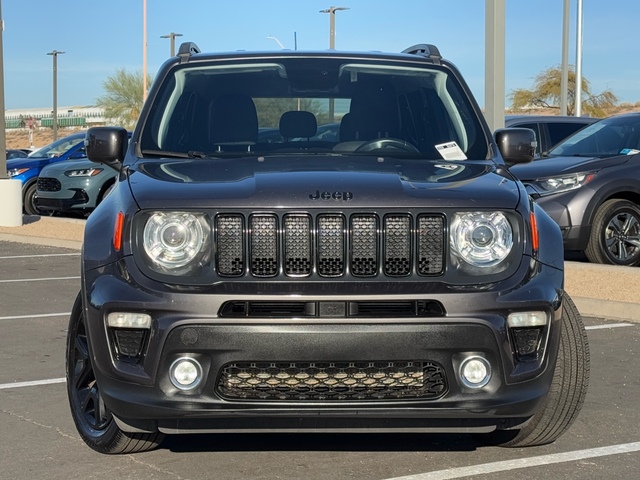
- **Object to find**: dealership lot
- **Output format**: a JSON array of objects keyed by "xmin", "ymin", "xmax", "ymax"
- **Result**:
[{"xmin": 1, "ymin": 240, "xmax": 639, "ymax": 480}]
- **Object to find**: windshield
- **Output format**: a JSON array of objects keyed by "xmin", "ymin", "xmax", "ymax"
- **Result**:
[
  {"xmin": 549, "ymin": 115, "xmax": 640, "ymax": 158},
  {"xmin": 30, "ymin": 135, "xmax": 84, "ymax": 158},
  {"xmin": 139, "ymin": 56, "xmax": 488, "ymax": 160}
]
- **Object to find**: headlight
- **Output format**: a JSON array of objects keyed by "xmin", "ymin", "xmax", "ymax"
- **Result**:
[
  {"xmin": 143, "ymin": 212, "xmax": 210, "ymax": 274},
  {"xmin": 451, "ymin": 212, "xmax": 513, "ymax": 268},
  {"xmin": 7, "ymin": 167, "xmax": 30, "ymax": 177},
  {"xmin": 65, "ymin": 167, "xmax": 104, "ymax": 177},
  {"xmin": 530, "ymin": 172, "xmax": 595, "ymax": 196}
]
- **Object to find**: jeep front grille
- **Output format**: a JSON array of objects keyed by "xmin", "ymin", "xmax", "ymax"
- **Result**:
[
  {"xmin": 218, "ymin": 361, "xmax": 447, "ymax": 401},
  {"xmin": 214, "ymin": 212, "xmax": 445, "ymax": 278}
]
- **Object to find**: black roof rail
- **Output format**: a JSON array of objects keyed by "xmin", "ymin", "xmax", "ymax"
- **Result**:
[
  {"xmin": 402, "ymin": 44, "xmax": 442, "ymax": 64},
  {"xmin": 177, "ymin": 42, "xmax": 201, "ymax": 63}
]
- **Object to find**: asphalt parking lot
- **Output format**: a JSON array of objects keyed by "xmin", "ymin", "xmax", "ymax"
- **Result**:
[{"xmin": 1, "ymin": 239, "xmax": 640, "ymax": 480}]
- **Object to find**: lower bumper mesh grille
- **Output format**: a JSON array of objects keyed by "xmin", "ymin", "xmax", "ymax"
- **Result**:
[{"xmin": 218, "ymin": 361, "xmax": 447, "ymax": 401}]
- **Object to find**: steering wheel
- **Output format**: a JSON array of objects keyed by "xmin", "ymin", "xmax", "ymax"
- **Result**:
[{"xmin": 354, "ymin": 138, "xmax": 420, "ymax": 154}]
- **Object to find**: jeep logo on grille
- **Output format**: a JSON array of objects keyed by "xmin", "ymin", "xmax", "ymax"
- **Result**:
[{"xmin": 309, "ymin": 190, "xmax": 353, "ymax": 201}]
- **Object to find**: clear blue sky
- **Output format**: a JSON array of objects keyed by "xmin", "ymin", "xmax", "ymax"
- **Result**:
[{"xmin": 3, "ymin": 0, "xmax": 639, "ymax": 110}]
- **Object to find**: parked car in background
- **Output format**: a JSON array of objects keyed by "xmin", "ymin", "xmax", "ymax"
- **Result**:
[
  {"xmin": 506, "ymin": 115, "xmax": 598, "ymax": 157},
  {"xmin": 5, "ymin": 132, "xmax": 87, "ymax": 215},
  {"xmin": 6, "ymin": 149, "xmax": 29, "ymax": 159},
  {"xmin": 511, "ymin": 112, "xmax": 640, "ymax": 266},
  {"xmin": 36, "ymin": 132, "xmax": 131, "ymax": 217}
]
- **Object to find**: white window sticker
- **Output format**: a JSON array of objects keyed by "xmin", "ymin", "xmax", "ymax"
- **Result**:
[{"xmin": 435, "ymin": 141, "xmax": 467, "ymax": 160}]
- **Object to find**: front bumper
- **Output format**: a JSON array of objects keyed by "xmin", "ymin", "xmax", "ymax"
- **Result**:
[{"xmin": 83, "ymin": 257, "xmax": 564, "ymax": 434}]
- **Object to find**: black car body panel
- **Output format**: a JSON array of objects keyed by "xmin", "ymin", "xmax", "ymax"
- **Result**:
[{"xmin": 69, "ymin": 44, "xmax": 586, "ymax": 451}]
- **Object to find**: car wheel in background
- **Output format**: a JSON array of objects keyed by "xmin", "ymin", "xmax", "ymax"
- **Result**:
[
  {"xmin": 23, "ymin": 182, "xmax": 41, "ymax": 216},
  {"xmin": 66, "ymin": 293, "xmax": 164, "ymax": 454},
  {"xmin": 585, "ymin": 199, "xmax": 640, "ymax": 266},
  {"xmin": 477, "ymin": 293, "xmax": 590, "ymax": 447}
]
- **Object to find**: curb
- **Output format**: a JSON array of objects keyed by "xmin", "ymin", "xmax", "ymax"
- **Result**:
[{"xmin": 571, "ymin": 297, "xmax": 639, "ymax": 323}]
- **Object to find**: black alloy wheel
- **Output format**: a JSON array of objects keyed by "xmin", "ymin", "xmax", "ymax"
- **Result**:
[
  {"xmin": 66, "ymin": 292, "xmax": 164, "ymax": 454},
  {"xmin": 585, "ymin": 199, "xmax": 640, "ymax": 266}
]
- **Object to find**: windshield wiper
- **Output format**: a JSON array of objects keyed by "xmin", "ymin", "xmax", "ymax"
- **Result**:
[
  {"xmin": 141, "ymin": 149, "xmax": 227, "ymax": 159},
  {"xmin": 141, "ymin": 149, "xmax": 192, "ymax": 159}
]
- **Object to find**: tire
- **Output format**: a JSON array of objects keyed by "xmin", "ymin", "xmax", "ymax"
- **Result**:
[
  {"xmin": 97, "ymin": 181, "xmax": 115, "ymax": 206},
  {"xmin": 23, "ymin": 182, "xmax": 42, "ymax": 216},
  {"xmin": 478, "ymin": 293, "xmax": 590, "ymax": 447},
  {"xmin": 585, "ymin": 199, "xmax": 640, "ymax": 266},
  {"xmin": 66, "ymin": 292, "xmax": 164, "ymax": 454}
]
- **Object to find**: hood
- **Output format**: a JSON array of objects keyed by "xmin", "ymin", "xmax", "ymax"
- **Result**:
[
  {"xmin": 510, "ymin": 153, "xmax": 632, "ymax": 180},
  {"xmin": 128, "ymin": 156, "xmax": 522, "ymax": 210},
  {"xmin": 6, "ymin": 156, "xmax": 56, "ymax": 171}
]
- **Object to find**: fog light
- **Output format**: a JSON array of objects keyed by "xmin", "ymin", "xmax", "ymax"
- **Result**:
[
  {"xmin": 507, "ymin": 311, "xmax": 547, "ymax": 328},
  {"xmin": 460, "ymin": 356, "xmax": 491, "ymax": 388},
  {"xmin": 107, "ymin": 312, "xmax": 152, "ymax": 329},
  {"xmin": 170, "ymin": 357, "xmax": 202, "ymax": 390}
]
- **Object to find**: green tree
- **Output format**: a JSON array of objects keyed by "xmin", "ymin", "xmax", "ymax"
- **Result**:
[
  {"xmin": 509, "ymin": 66, "xmax": 617, "ymax": 117},
  {"xmin": 254, "ymin": 98, "xmax": 329, "ymax": 127},
  {"xmin": 96, "ymin": 69, "xmax": 153, "ymax": 130}
]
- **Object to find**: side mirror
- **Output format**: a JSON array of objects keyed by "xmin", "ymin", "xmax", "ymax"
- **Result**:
[
  {"xmin": 494, "ymin": 128, "xmax": 536, "ymax": 166},
  {"xmin": 85, "ymin": 127, "xmax": 128, "ymax": 171}
]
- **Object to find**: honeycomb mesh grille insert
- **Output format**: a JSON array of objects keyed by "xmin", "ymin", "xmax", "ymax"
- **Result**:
[
  {"xmin": 384, "ymin": 216, "xmax": 411, "ymax": 276},
  {"xmin": 218, "ymin": 361, "xmax": 447, "ymax": 401},
  {"xmin": 351, "ymin": 215, "xmax": 378, "ymax": 276},
  {"xmin": 284, "ymin": 215, "xmax": 312, "ymax": 275},
  {"xmin": 317, "ymin": 215, "xmax": 345, "ymax": 277},
  {"xmin": 36, "ymin": 177, "xmax": 61, "ymax": 192},
  {"xmin": 418, "ymin": 216, "xmax": 444, "ymax": 275},
  {"xmin": 217, "ymin": 215, "xmax": 244, "ymax": 276},
  {"xmin": 250, "ymin": 215, "xmax": 278, "ymax": 277},
  {"xmin": 113, "ymin": 329, "xmax": 146, "ymax": 359}
]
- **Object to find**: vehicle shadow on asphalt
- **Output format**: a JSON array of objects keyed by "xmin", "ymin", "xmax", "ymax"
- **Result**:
[{"xmin": 162, "ymin": 432, "xmax": 479, "ymax": 453}]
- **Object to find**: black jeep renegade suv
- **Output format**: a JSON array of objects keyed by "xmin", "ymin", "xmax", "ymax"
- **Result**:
[{"xmin": 66, "ymin": 43, "xmax": 589, "ymax": 453}]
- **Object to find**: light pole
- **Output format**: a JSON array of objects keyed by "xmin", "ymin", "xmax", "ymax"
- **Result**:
[
  {"xmin": 161, "ymin": 32, "xmax": 183, "ymax": 57},
  {"xmin": 47, "ymin": 50, "xmax": 65, "ymax": 141},
  {"xmin": 320, "ymin": 6, "xmax": 349, "ymax": 122},
  {"xmin": 575, "ymin": 0, "xmax": 584, "ymax": 117},
  {"xmin": 142, "ymin": 0, "xmax": 147, "ymax": 101},
  {"xmin": 1, "ymin": 0, "xmax": 23, "ymax": 226},
  {"xmin": 266, "ymin": 36, "xmax": 285, "ymax": 49}
]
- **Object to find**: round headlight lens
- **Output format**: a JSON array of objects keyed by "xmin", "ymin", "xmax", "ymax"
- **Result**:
[
  {"xmin": 143, "ymin": 212, "xmax": 209, "ymax": 269},
  {"xmin": 451, "ymin": 212, "xmax": 513, "ymax": 267}
]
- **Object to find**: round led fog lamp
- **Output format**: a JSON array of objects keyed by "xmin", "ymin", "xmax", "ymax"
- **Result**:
[
  {"xmin": 460, "ymin": 356, "xmax": 491, "ymax": 388},
  {"xmin": 169, "ymin": 357, "xmax": 202, "ymax": 390}
]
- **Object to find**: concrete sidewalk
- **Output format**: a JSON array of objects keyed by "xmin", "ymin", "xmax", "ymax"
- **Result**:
[{"xmin": 0, "ymin": 215, "xmax": 638, "ymax": 323}]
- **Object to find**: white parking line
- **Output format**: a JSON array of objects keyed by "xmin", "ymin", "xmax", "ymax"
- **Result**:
[
  {"xmin": 0, "ymin": 313, "xmax": 70, "ymax": 321},
  {"xmin": 586, "ymin": 323, "xmax": 634, "ymax": 330},
  {"xmin": 385, "ymin": 442, "xmax": 640, "ymax": 480},
  {"xmin": 0, "ymin": 253, "xmax": 79, "ymax": 259},
  {"xmin": 0, "ymin": 378, "xmax": 66, "ymax": 390},
  {"xmin": 0, "ymin": 276, "xmax": 80, "ymax": 283}
]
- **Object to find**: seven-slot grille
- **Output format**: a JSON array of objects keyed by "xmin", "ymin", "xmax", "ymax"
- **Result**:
[{"xmin": 215, "ymin": 212, "xmax": 444, "ymax": 278}]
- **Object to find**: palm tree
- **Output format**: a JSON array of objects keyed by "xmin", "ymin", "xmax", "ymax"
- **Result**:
[{"xmin": 96, "ymin": 69, "xmax": 153, "ymax": 130}]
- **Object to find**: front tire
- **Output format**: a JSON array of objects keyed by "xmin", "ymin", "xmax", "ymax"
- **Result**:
[
  {"xmin": 66, "ymin": 292, "xmax": 164, "ymax": 454},
  {"xmin": 23, "ymin": 182, "xmax": 41, "ymax": 216},
  {"xmin": 585, "ymin": 199, "xmax": 640, "ymax": 266},
  {"xmin": 478, "ymin": 293, "xmax": 590, "ymax": 447}
]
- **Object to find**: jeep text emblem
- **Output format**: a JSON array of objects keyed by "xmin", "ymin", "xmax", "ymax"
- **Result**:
[{"xmin": 309, "ymin": 190, "xmax": 353, "ymax": 201}]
